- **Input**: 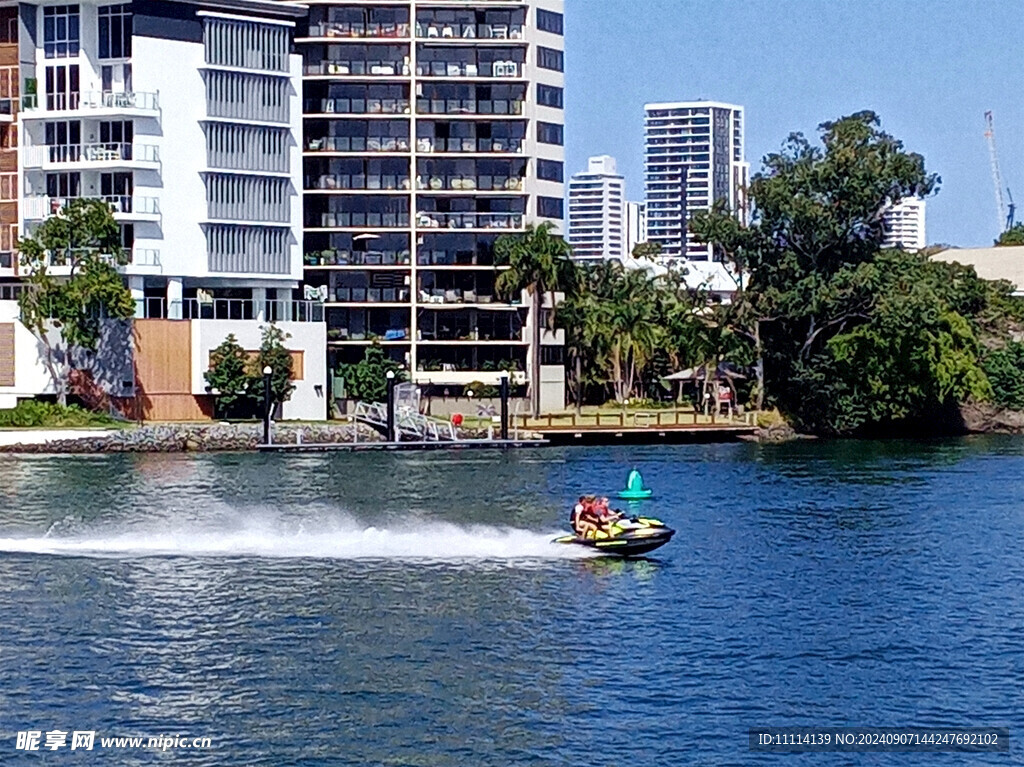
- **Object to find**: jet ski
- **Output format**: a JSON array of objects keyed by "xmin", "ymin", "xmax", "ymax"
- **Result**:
[{"xmin": 553, "ymin": 515, "xmax": 675, "ymax": 557}]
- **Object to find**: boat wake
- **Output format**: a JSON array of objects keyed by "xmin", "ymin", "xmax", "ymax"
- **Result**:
[{"xmin": 0, "ymin": 516, "xmax": 589, "ymax": 562}]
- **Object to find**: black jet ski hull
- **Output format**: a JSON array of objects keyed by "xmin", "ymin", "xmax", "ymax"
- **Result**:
[{"xmin": 553, "ymin": 524, "xmax": 675, "ymax": 557}]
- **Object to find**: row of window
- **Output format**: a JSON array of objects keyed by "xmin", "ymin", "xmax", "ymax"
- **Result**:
[{"xmin": 42, "ymin": 4, "xmax": 131, "ymax": 60}]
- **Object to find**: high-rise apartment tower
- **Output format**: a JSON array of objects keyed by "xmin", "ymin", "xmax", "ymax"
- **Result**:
[
  {"xmin": 643, "ymin": 100, "xmax": 747, "ymax": 265},
  {"xmin": 567, "ymin": 154, "xmax": 623, "ymax": 261}
]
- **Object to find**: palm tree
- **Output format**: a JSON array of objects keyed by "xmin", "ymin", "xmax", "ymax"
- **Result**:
[{"xmin": 494, "ymin": 222, "xmax": 576, "ymax": 416}]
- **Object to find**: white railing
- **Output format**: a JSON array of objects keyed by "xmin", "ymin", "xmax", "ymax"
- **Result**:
[
  {"xmin": 23, "ymin": 195, "xmax": 160, "ymax": 219},
  {"xmin": 23, "ymin": 143, "xmax": 160, "ymax": 166},
  {"xmin": 21, "ymin": 90, "xmax": 160, "ymax": 113},
  {"xmin": 138, "ymin": 298, "xmax": 324, "ymax": 322}
]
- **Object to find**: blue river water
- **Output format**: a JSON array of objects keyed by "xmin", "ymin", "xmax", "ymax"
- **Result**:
[{"xmin": 0, "ymin": 438, "xmax": 1021, "ymax": 765}]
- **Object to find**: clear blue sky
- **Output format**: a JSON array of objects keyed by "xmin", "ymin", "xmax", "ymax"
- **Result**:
[{"xmin": 564, "ymin": 0, "xmax": 1024, "ymax": 247}]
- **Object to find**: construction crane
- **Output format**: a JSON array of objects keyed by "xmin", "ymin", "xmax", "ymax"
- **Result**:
[{"xmin": 984, "ymin": 110, "xmax": 1016, "ymax": 232}]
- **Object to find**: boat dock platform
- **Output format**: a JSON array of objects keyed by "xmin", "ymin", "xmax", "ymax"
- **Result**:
[
  {"xmin": 534, "ymin": 424, "xmax": 756, "ymax": 445},
  {"xmin": 258, "ymin": 437, "xmax": 548, "ymax": 452}
]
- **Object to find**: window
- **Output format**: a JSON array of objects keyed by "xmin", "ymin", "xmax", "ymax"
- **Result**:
[
  {"xmin": 43, "ymin": 5, "xmax": 80, "ymax": 59},
  {"xmin": 540, "ymin": 345, "xmax": 564, "ymax": 366},
  {"xmin": 537, "ymin": 83, "xmax": 562, "ymax": 109},
  {"xmin": 536, "ymin": 121, "xmax": 563, "ymax": 145},
  {"xmin": 0, "ymin": 173, "xmax": 15, "ymax": 201},
  {"xmin": 536, "ymin": 46, "xmax": 563, "ymax": 72},
  {"xmin": 98, "ymin": 4, "xmax": 131, "ymax": 60},
  {"xmin": 537, "ymin": 196, "xmax": 563, "ymax": 219},
  {"xmin": 46, "ymin": 171, "xmax": 80, "ymax": 198},
  {"xmin": 536, "ymin": 9, "xmax": 563, "ymax": 35},
  {"xmin": 537, "ymin": 159, "xmax": 563, "ymax": 182},
  {"xmin": 44, "ymin": 64, "xmax": 79, "ymax": 110}
]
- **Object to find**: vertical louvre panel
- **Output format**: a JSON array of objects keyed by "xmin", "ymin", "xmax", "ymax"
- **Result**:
[
  {"xmin": 204, "ymin": 70, "xmax": 288, "ymax": 123},
  {"xmin": 204, "ymin": 18, "xmax": 287, "ymax": 72},
  {"xmin": 207, "ymin": 224, "xmax": 289, "ymax": 274},
  {"xmin": 207, "ymin": 173, "xmax": 289, "ymax": 222},
  {"xmin": 205, "ymin": 123, "xmax": 288, "ymax": 172}
]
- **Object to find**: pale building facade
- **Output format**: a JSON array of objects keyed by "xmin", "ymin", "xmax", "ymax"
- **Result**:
[{"xmin": 567, "ymin": 154, "xmax": 624, "ymax": 262}]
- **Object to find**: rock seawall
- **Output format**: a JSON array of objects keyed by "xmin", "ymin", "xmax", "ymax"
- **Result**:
[{"xmin": 0, "ymin": 422, "xmax": 384, "ymax": 454}]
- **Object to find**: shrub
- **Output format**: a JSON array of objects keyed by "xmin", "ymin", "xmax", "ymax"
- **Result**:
[
  {"xmin": 982, "ymin": 342, "xmax": 1024, "ymax": 410},
  {"xmin": 0, "ymin": 401, "xmax": 118, "ymax": 428}
]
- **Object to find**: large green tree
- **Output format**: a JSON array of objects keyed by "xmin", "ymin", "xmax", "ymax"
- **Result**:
[
  {"xmin": 17, "ymin": 198, "xmax": 136, "ymax": 405},
  {"xmin": 204, "ymin": 334, "xmax": 254, "ymax": 419},
  {"xmin": 254, "ymin": 324, "xmax": 295, "ymax": 413},
  {"xmin": 687, "ymin": 111, "xmax": 1014, "ymax": 434},
  {"xmin": 494, "ymin": 222, "xmax": 576, "ymax": 415}
]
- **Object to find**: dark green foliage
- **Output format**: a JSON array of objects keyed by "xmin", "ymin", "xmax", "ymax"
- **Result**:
[
  {"xmin": 0, "ymin": 401, "xmax": 118, "ymax": 428},
  {"xmin": 204, "ymin": 334, "xmax": 254, "ymax": 419},
  {"xmin": 339, "ymin": 344, "xmax": 406, "ymax": 402},
  {"xmin": 254, "ymin": 324, "xmax": 295, "ymax": 410},
  {"xmin": 982, "ymin": 342, "xmax": 1024, "ymax": 410},
  {"xmin": 689, "ymin": 111, "xmax": 1013, "ymax": 434},
  {"xmin": 995, "ymin": 223, "xmax": 1024, "ymax": 246},
  {"xmin": 17, "ymin": 198, "xmax": 136, "ymax": 405}
]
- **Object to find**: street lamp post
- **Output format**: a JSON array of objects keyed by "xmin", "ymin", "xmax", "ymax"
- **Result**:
[
  {"xmin": 263, "ymin": 365, "xmax": 273, "ymax": 445},
  {"xmin": 499, "ymin": 372, "xmax": 509, "ymax": 441},
  {"xmin": 385, "ymin": 370, "xmax": 396, "ymax": 443}
]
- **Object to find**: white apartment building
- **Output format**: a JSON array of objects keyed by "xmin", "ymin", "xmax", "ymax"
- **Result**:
[
  {"xmin": 882, "ymin": 197, "xmax": 926, "ymax": 251},
  {"xmin": 644, "ymin": 100, "xmax": 748, "ymax": 267},
  {"xmin": 567, "ymin": 154, "xmax": 624, "ymax": 261},
  {"xmin": 2, "ymin": 0, "xmax": 327, "ymax": 419},
  {"xmin": 297, "ymin": 0, "xmax": 566, "ymax": 410},
  {"xmin": 625, "ymin": 200, "xmax": 645, "ymax": 256}
]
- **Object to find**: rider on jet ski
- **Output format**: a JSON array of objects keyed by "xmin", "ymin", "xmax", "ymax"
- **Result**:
[{"xmin": 571, "ymin": 496, "xmax": 621, "ymax": 538}]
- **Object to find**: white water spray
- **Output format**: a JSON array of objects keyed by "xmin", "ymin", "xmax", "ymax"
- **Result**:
[{"xmin": 0, "ymin": 515, "xmax": 589, "ymax": 561}]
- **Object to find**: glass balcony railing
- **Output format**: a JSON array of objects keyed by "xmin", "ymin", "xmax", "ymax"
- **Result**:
[
  {"xmin": 328, "ymin": 287, "xmax": 410, "ymax": 303},
  {"xmin": 416, "ymin": 175, "xmax": 523, "ymax": 192},
  {"xmin": 318, "ymin": 211, "xmax": 410, "ymax": 228},
  {"xmin": 415, "ymin": 60, "xmax": 523, "ymax": 78},
  {"xmin": 304, "ymin": 60, "xmax": 411, "ymax": 77},
  {"xmin": 23, "ymin": 143, "xmax": 160, "ymax": 166},
  {"xmin": 307, "ymin": 174, "xmax": 411, "ymax": 191},
  {"xmin": 307, "ymin": 136, "xmax": 411, "ymax": 153},
  {"xmin": 310, "ymin": 98, "xmax": 411, "ymax": 115},
  {"xmin": 415, "ymin": 211, "xmax": 523, "ymax": 230},
  {"xmin": 305, "ymin": 249, "xmax": 411, "ymax": 266},
  {"xmin": 416, "ymin": 137, "xmax": 523, "ymax": 154},
  {"xmin": 305, "ymin": 21, "xmax": 410, "ymax": 39},
  {"xmin": 416, "ymin": 22, "xmax": 524, "ymax": 40},
  {"xmin": 416, "ymin": 98, "xmax": 523, "ymax": 116}
]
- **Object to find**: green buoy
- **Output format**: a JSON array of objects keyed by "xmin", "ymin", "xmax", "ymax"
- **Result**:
[{"xmin": 618, "ymin": 468, "xmax": 652, "ymax": 500}]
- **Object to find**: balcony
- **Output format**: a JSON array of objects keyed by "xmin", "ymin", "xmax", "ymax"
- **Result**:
[
  {"xmin": 306, "ymin": 136, "xmax": 410, "ymax": 153},
  {"xmin": 21, "ymin": 91, "xmax": 160, "ymax": 119},
  {"xmin": 305, "ymin": 249, "xmax": 411, "ymax": 266},
  {"xmin": 23, "ymin": 195, "xmax": 161, "ymax": 223},
  {"xmin": 327, "ymin": 287, "xmax": 411, "ymax": 304},
  {"xmin": 22, "ymin": 143, "xmax": 160, "ymax": 171},
  {"xmin": 415, "ymin": 60, "xmax": 524, "ymax": 79},
  {"xmin": 307, "ymin": 173, "xmax": 411, "ymax": 192},
  {"xmin": 415, "ymin": 211, "xmax": 523, "ymax": 231},
  {"xmin": 302, "ymin": 21, "xmax": 411, "ymax": 40},
  {"xmin": 304, "ymin": 60, "xmax": 411, "ymax": 78},
  {"xmin": 416, "ymin": 174, "xmax": 523, "ymax": 192},
  {"xmin": 416, "ymin": 22, "xmax": 524, "ymax": 41},
  {"xmin": 140, "ymin": 298, "xmax": 324, "ymax": 322},
  {"xmin": 309, "ymin": 97, "xmax": 411, "ymax": 116},
  {"xmin": 416, "ymin": 136, "xmax": 523, "ymax": 154},
  {"xmin": 415, "ymin": 97, "xmax": 523, "ymax": 116}
]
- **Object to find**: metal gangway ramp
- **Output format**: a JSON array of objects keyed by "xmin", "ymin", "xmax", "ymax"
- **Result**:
[{"xmin": 353, "ymin": 383, "xmax": 457, "ymax": 442}]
